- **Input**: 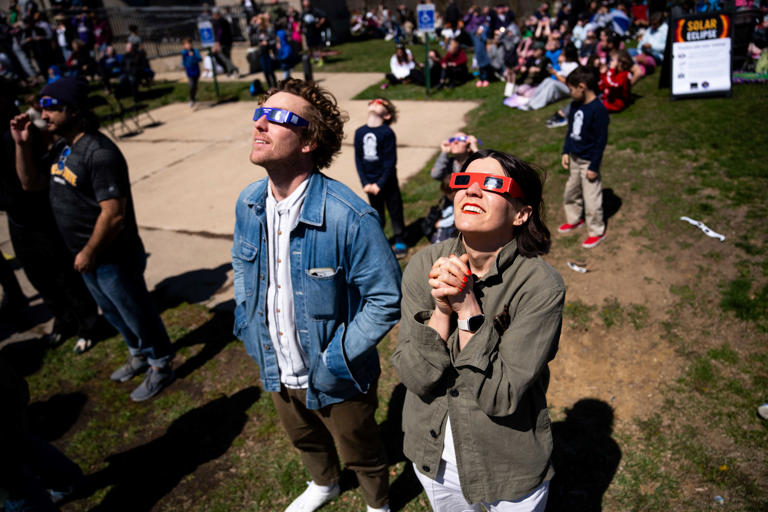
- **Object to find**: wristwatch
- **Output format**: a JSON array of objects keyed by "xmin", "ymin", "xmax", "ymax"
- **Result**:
[{"xmin": 457, "ymin": 314, "xmax": 484, "ymax": 333}]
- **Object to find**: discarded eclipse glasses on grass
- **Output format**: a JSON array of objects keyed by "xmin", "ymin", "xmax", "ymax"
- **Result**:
[
  {"xmin": 252, "ymin": 107, "xmax": 309, "ymax": 127},
  {"xmin": 449, "ymin": 172, "xmax": 525, "ymax": 199}
]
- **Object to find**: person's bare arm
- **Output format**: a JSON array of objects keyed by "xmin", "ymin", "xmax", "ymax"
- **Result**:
[
  {"xmin": 74, "ymin": 198, "xmax": 126, "ymax": 272},
  {"xmin": 10, "ymin": 113, "xmax": 48, "ymax": 191}
]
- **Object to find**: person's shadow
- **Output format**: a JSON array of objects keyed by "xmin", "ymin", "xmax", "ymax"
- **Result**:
[
  {"xmin": 152, "ymin": 263, "xmax": 231, "ymax": 313},
  {"xmin": 603, "ymin": 188, "xmax": 622, "ymax": 224},
  {"xmin": 82, "ymin": 386, "xmax": 261, "ymax": 511},
  {"xmin": 546, "ymin": 398, "xmax": 622, "ymax": 512},
  {"xmin": 379, "ymin": 383, "xmax": 425, "ymax": 511},
  {"xmin": 172, "ymin": 300, "xmax": 236, "ymax": 380}
]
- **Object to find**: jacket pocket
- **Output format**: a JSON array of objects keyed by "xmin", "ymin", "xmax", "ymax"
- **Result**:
[
  {"xmin": 305, "ymin": 266, "xmax": 343, "ymax": 319},
  {"xmin": 239, "ymin": 240, "xmax": 258, "ymax": 297}
]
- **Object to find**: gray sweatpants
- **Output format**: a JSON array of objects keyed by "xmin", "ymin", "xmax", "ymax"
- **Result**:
[{"xmin": 563, "ymin": 154, "xmax": 605, "ymax": 237}]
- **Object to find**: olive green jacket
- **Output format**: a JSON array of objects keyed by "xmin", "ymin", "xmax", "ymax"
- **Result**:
[{"xmin": 392, "ymin": 237, "xmax": 564, "ymax": 504}]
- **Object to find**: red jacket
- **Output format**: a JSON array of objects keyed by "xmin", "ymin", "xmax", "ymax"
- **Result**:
[
  {"xmin": 600, "ymin": 68, "xmax": 631, "ymax": 112},
  {"xmin": 441, "ymin": 48, "xmax": 467, "ymax": 68}
]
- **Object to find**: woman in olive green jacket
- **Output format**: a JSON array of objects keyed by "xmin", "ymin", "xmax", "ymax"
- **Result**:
[{"xmin": 392, "ymin": 150, "xmax": 565, "ymax": 511}]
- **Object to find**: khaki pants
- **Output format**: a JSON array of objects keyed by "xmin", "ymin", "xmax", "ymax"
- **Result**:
[
  {"xmin": 563, "ymin": 154, "xmax": 605, "ymax": 237},
  {"xmin": 271, "ymin": 383, "xmax": 389, "ymax": 508}
]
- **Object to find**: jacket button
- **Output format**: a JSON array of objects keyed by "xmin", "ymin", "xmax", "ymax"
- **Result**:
[
  {"xmin": 449, "ymin": 389, "xmax": 459, "ymax": 397},
  {"xmin": 264, "ymin": 344, "xmax": 270, "ymax": 350},
  {"xmin": 260, "ymin": 274, "xmax": 264, "ymax": 280},
  {"xmin": 422, "ymin": 465, "xmax": 430, "ymax": 472},
  {"xmin": 429, "ymin": 429, "xmax": 437, "ymax": 438}
]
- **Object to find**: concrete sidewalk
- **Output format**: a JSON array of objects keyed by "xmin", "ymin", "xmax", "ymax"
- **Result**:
[{"xmin": 1, "ymin": 72, "xmax": 479, "ymax": 343}]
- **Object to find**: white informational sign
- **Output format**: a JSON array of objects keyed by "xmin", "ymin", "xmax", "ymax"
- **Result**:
[
  {"xmin": 417, "ymin": 4, "xmax": 435, "ymax": 32},
  {"xmin": 198, "ymin": 20, "xmax": 215, "ymax": 48},
  {"xmin": 671, "ymin": 13, "xmax": 732, "ymax": 98},
  {"xmin": 672, "ymin": 38, "xmax": 731, "ymax": 95}
]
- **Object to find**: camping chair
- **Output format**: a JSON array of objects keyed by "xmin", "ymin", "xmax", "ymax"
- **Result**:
[
  {"xmin": 89, "ymin": 94, "xmax": 135, "ymax": 139},
  {"xmin": 113, "ymin": 95, "xmax": 158, "ymax": 132}
]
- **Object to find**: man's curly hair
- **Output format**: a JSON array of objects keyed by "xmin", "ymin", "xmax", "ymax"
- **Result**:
[{"xmin": 263, "ymin": 79, "xmax": 348, "ymax": 170}]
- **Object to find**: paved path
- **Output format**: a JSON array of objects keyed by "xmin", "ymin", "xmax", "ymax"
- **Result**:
[{"xmin": 1, "ymin": 72, "xmax": 478, "ymax": 343}]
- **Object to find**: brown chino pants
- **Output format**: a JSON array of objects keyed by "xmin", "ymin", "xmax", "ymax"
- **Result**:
[{"xmin": 271, "ymin": 382, "xmax": 389, "ymax": 508}]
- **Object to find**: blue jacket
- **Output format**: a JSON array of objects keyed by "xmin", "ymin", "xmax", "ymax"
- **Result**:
[{"xmin": 232, "ymin": 171, "xmax": 402, "ymax": 409}]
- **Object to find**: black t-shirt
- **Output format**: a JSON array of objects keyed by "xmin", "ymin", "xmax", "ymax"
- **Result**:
[{"xmin": 48, "ymin": 131, "xmax": 143, "ymax": 262}]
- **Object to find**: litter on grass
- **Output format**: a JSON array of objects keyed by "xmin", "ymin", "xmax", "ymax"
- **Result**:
[
  {"xmin": 680, "ymin": 216, "xmax": 725, "ymax": 242},
  {"xmin": 567, "ymin": 262, "xmax": 588, "ymax": 273}
]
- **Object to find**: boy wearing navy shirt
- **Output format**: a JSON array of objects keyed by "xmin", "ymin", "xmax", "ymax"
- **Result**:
[
  {"xmin": 558, "ymin": 66, "xmax": 610, "ymax": 248},
  {"xmin": 354, "ymin": 98, "xmax": 407, "ymax": 258}
]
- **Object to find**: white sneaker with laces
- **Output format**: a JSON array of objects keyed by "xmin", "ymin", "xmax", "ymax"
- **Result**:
[{"xmin": 285, "ymin": 481, "xmax": 340, "ymax": 512}]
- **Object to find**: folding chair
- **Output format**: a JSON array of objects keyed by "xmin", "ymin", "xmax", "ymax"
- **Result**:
[{"xmin": 90, "ymin": 94, "xmax": 135, "ymax": 139}]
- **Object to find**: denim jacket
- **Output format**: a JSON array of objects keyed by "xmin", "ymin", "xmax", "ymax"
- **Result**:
[{"xmin": 232, "ymin": 171, "xmax": 402, "ymax": 409}]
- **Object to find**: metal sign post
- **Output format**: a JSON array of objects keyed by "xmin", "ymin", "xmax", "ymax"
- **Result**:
[
  {"xmin": 417, "ymin": 4, "xmax": 436, "ymax": 95},
  {"xmin": 198, "ymin": 20, "xmax": 221, "ymax": 101}
]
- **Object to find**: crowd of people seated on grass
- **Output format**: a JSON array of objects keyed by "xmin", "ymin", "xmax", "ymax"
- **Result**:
[
  {"xmin": 0, "ymin": 3, "xmax": 154, "ymax": 102},
  {"xmin": 377, "ymin": 0, "xmax": 767, "ymax": 111}
]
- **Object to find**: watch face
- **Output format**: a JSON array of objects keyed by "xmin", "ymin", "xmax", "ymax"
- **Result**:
[{"xmin": 468, "ymin": 314, "xmax": 484, "ymax": 332}]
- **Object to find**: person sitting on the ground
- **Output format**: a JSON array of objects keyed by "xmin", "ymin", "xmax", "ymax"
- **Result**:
[
  {"xmin": 437, "ymin": 39, "xmax": 469, "ymax": 89},
  {"xmin": 599, "ymin": 49, "xmax": 632, "ymax": 112},
  {"xmin": 508, "ymin": 41, "xmax": 580, "ymax": 110},
  {"xmin": 384, "ymin": 43, "xmax": 424, "ymax": 88},
  {"xmin": 629, "ymin": 12, "xmax": 668, "ymax": 84},
  {"xmin": 420, "ymin": 175, "xmax": 458, "ymax": 244},
  {"xmin": 431, "ymin": 131, "xmax": 480, "ymax": 181},
  {"xmin": 64, "ymin": 38, "xmax": 94, "ymax": 79},
  {"xmin": 579, "ymin": 29, "xmax": 599, "ymax": 64},
  {"xmin": 506, "ymin": 42, "xmax": 551, "ymax": 97}
]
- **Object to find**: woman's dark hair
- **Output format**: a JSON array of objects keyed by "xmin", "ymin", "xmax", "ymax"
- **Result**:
[{"xmin": 461, "ymin": 149, "xmax": 551, "ymax": 257}]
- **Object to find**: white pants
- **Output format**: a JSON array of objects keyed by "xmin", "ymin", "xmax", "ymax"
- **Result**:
[{"xmin": 414, "ymin": 461, "xmax": 549, "ymax": 512}]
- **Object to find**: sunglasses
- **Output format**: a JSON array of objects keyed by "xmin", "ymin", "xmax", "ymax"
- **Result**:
[
  {"xmin": 39, "ymin": 96, "xmax": 65, "ymax": 110},
  {"xmin": 58, "ymin": 146, "xmax": 71, "ymax": 170},
  {"xmin": 449, "ymin": 135, "xmax": 482, "ymax": 146},
  {"xmin": 253, "ymin": 107, "xmax": 309, "ymax": 127},
  {"xmin": 449, "ymin": 172, "xmax": 525, "ymax": 199}
]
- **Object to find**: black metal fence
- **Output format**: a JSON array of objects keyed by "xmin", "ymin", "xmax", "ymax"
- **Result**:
[{"xmin": 48, "ymin": 2, "xmax": 289, "ymax": 59}]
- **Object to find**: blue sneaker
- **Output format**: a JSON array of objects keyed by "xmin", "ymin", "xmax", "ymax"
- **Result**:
[{"xmin": 394, "ymin": 243, "xmax": 407, "ymax": 259}]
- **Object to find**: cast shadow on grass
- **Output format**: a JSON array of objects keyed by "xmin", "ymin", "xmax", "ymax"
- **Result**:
[
  {"xmin": 0, "ymin": 336, "xmax": 48, "ymax": 376},
  {"xmin": 152, "ymin": 263, "xmax": 231, "ymax": 313},
  {"xmin": 82, "ymin": 386, "xmax": 261, "ymax": 511},
  {"xmin": 546, "ymin": 398, "xmax": 621, "ymax": 512},
  {"xmin": 603, "ymin": 188, "xmax": 622, "ymax": 224},
  {"xmin": 27, "ymin": 392, "xmax": 88, "ymax": 442},
  {"xmin": 172, "ymin": 300, "xmax": 235, "ymax": 380},
  {"xmin": 380, "ymin": 383, "xmax": 424, "ymax": 511}
]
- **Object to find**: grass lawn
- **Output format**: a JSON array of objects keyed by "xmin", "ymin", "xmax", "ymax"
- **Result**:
[{"xmin": 4, "ymin": 39, "xmax": 768, "ymax": 511}]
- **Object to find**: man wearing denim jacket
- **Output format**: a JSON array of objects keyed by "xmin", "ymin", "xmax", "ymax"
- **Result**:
[{"xmin": 232, "ymin": 79, "xmax": 401, "ymax": 512}]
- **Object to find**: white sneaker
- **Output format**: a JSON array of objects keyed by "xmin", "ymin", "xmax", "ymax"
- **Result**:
[
  {"xmin": 285, "ymin": 481, "xmax": 340, "ymax": 512},
  {"xmin": 367, "ymin": 505, "xmax": 391, "ymax": 512}
]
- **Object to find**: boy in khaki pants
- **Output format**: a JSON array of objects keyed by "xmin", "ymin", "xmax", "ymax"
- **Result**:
[{"xmin": 558, "ymin": 66, "xmax": 610, "ymax": 248}]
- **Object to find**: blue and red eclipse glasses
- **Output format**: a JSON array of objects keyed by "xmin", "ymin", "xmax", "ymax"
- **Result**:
[
  {"xmin": 253, "ymin": 107, "xmax": 309, "ymax": 127},
  {"xmin": 449, "ymin": 172, "xmax": 525, "ymax": 200}
]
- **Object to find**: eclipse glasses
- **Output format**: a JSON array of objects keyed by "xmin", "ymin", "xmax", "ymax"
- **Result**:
[
  {"xmin": 253, "ymin": 107, "xmax": 309, "ymax": 127},
  {"xmin": 449, "ymin": 172, "xmax": 525, "ymax": 200}
]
